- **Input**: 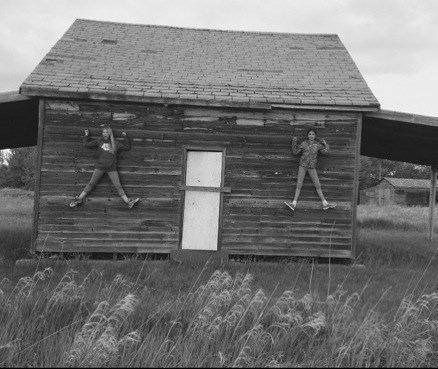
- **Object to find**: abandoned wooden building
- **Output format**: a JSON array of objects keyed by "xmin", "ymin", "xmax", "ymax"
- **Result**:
[
  {"xmin": 360, "ymin": 177, "xmax": 437, "ymax": 207},
  {"xmin": 3, "ymin": 19, "xmax": 438, "ymax": 259}
]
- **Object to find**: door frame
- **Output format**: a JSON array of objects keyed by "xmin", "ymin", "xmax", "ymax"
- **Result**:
[{"xmin": 178, "ymin": 146, "xmax": 228, "ymax": 250}]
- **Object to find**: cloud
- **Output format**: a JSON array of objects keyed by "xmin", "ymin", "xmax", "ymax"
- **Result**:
[{"xmin": 341, "ymin": 0, "xmax": 438, "ymax": 76}]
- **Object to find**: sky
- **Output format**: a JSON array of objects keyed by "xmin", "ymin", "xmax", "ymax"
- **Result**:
[{"xmin": 1, "ymin": 0, "xmax": 437, "ymax": 117}]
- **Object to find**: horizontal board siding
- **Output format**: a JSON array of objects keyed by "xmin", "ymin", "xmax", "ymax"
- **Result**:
[{"xmin": 35, "ymin": 99, "xmax": 359, "ymax": 258}]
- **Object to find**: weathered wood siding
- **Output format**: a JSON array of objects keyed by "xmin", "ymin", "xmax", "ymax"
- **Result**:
[{"xmin": 35, "ymin": 99, "xmax": 360, "ymax": 258}]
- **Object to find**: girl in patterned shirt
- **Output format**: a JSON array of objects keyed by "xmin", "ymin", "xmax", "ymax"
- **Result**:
[
  {"xmin": 285, "ymin": 129, "xmax": 336, "ymax": 211},
  {"xmin": 70, "ymin": 127, "xmax": 139, "ymax": 208}
]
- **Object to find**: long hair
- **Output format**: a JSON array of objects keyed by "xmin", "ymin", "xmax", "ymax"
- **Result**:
[{"xmin": 103, "ymin": 127, "xmax": 116, "ymax": 154}]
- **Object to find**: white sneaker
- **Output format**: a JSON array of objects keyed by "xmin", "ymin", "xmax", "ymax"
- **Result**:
[
  {"xmin": 323, "ymin": 202, "xmax": 337, "ymax": 210},
  {"xmin": 285, "ymin": 201, "xmax": 296, "ymax": 211},
  {"xmin": 127, "ymin": 198, "xmax": 140, "ymax": 209},
  {"xmin": 70, "ymin": 196, "xmax": 83, "ymax": 207}
]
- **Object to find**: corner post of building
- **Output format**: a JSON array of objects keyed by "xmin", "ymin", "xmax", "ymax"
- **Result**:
[{"xmin": 428, "ymin": 165, "xmax": 438, "ymax": 241}]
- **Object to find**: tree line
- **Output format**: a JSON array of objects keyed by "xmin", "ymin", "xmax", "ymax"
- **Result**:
[
  {"xmin": 0, "ymin": 147, "xmax": 37, "ymax": 190},
  {"xmin": 359, "ymin": 156, "xmax": 430, "ymax": 190},
  {"xmin": 0, "ymin": 147, "xmax": 431, "ymax": 192}
]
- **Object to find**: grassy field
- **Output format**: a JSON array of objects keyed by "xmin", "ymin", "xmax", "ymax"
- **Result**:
[
  {"xmin": 358, "ymin": 204, "xmax": 438, "ymax": 232},
  {"xmin": 2, "ymin": 190, "xmax": 438, "ymax": 367},
  {"xmin": 0, "ymin": 188, "xmax": 33, "ymax": 264}
]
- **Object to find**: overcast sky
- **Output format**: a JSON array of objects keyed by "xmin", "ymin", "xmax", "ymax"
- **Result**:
[{"xmin": 1, "ymin": 0, "xmax": 437, "ymax": 116}]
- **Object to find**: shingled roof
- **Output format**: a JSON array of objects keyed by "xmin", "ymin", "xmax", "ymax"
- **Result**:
[
  {"xmin": 20, "ymin": 19, "xmax": 380, "ymax": 109},
  {"xmin": 383, "ymin": 177, "xmax": 434, "ymax": 189}
]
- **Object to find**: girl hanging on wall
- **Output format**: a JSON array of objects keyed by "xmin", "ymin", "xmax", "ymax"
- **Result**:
[
  {"xmin": 70, "ymin": 127, "xmax": 140, "ymax": 208},
  {"xmin": 285, "ymin": 128, "xmax": 336, "ymax": 211}
]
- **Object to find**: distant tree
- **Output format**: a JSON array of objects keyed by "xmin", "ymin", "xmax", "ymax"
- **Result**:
[
  {"xmin": 0, "ymin": 146, "xmax": 37, "ymax": 190},
  {"xmin": 0, "ymin": 163, "xmax": 8, "ymax": 186},
  {"xmin": 360, "ymin": 156, "xmax": 430, "ymax": 190}
]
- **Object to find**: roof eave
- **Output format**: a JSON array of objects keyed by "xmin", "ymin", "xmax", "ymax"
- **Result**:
[
  {"xmin": 365, "ymin": 109, "xmax": 438, "ymax": 127},
  {"xmin": 20, "ymin": 86, "xmax": 380, "ymax": 112},
  {"xmin": 0, "ymin": 90, "xmax": 34, "ymax": 103}
]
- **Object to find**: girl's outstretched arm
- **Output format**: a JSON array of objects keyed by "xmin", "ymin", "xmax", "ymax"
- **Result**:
[
  {"xmin": 291, "ymin": 136, "xmax": 302, "ymax": 155},
  {"xmin": 83, "ymin": 129, "xmax": 99, "ymax": 148},
  {"xmin": 319, "ymin": 139, "xmax": 330, "ymax": 155},
  {"xmin": 117, "ymin": 131, "xmax": 131, "ymax": 151}
]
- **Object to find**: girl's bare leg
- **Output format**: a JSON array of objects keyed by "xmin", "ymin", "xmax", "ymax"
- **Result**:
[
  {"xmin": 293, "ymin": 166, "xmax": 307, "ymax": 203},
  {"xmin": 308, "ymin": 169, "xmax": 336, "ymax": 209},
  {"xmin": 285, "ymin": 166, "xmax": 307, "ymax": 210},
  {"xmin": 307, "ymin": 168, "xmax": 326, "ymax": 202}
]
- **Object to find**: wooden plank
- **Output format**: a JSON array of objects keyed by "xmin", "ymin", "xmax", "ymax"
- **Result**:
[
  {"xmin": 223, "ymin": 219, "xmax": 351, "ymax": 228},
  {"xmin": 222, "ymin": 243, "xmax": 352, "ymax": 251},
  {"xmin": 184, "ymin": 107, "xmax": 360, "ymax": 120},
  {"xmin": 38, "ymin": 215, "xmax": 180, "ymax": 226},
  {"xmin": 429, "ymin": 167, "xmax": 437, "ymax": 241},
  {"xmin": 224, "ymin": 247, "xmax": 352, "ymax": 259},
  {"xmin": 44, "ymin": 125, "xmax": 357, "ymax": 146},
  {"xmin": 221, "ymin": 234, "xmax": 351, "ymax": 244},
  {"xmin": 38, "ymin": 231, "xmax": 178, "ymax": 240},
  {"xmin": 225, "ymin": 199, "xmax": 351, "ymax": 210},
  {"xmin": 45, "ymin": 102, "xmax": 360, "ymax": 131},
  {"xmin": 217, "ymin": 147, "xmax": 227, "ymax": 251},
  {"xmin": 35, "ymin": 242, "xmax": 174, "ymax": 254},
  {"xmin": 37, "ymin": 220, "xmax": 178, "ymax": 229},
  {"xmin": 222, "ymin": 239, "xmax": 353, "ymax": 249},
  {"xmin": 31, "ymin": 99, "xmax": 45, "ymax": 254},
  {"xmin": 223, "ymin": 224, "xmax": 350, "ymax": 234},
  {"xmin": 351, "ymin": 114, "xmax": 361, "ymax": 259}
]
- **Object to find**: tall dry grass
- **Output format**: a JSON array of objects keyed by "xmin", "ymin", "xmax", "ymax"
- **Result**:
[
  {"xmin": 2, "ymin": 193, "xmax": 438, "ymax": 366},
  {"xmin": 1, "ymin": 265, "xmax": 438, "ymax": 367}
]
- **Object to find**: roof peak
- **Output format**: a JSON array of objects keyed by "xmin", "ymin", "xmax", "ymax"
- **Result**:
[{"xmin": 74, "ymin": 18, "xmax": 340, "ymax": 38}]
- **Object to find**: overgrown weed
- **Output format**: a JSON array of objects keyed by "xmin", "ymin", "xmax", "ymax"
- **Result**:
[{"xmin": 1, "ymin": 266, "xmax": 438, "ymax": 367}]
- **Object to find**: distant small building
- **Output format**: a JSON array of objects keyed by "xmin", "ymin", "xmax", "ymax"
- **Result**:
[{"xmin": 360, "ymin": 177, "xmax": 436, "ymax": 206}]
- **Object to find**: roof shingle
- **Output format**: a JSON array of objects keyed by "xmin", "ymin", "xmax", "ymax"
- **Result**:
[{"xmin": 384, "ymin": 177, "xmax": 434, "ymax": 189}]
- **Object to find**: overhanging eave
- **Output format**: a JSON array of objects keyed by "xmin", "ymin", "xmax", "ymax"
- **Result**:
[
  {"xmin": 0, "ymin": 91, "xmax": 39, "ymax": 150},
  {"xmin": 362, "ymin": 109, "xmax": 438, "ymax": 166}
]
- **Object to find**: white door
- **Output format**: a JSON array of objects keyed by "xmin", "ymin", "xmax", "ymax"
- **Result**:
[{"xmin": 181, "ymin": 151, "xmax": 223, "ymax": 250}]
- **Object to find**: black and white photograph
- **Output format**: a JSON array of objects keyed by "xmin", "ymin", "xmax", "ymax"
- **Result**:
[{"xmin": 1, "ymin": 0, "xmax": 438, "ymax": 367}]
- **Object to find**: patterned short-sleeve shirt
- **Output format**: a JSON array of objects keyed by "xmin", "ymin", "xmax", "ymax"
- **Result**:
[{"xmin": 292, "ymin": 139, "xmax": 330, "ymax": 169}]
